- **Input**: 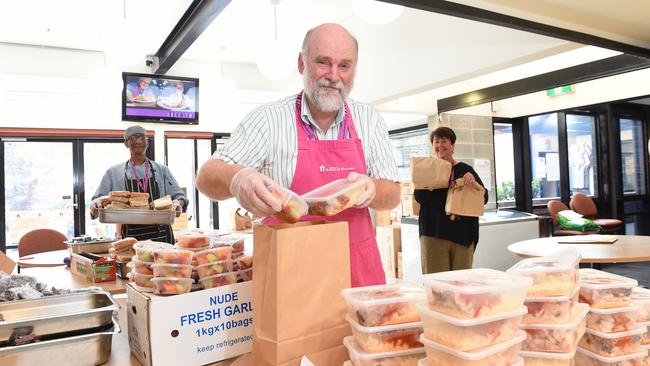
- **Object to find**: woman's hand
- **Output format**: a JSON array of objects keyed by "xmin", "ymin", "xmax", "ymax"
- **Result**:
[{"xmin": 462, "ymin": 172, "xmax": 476, "ymax": 186}]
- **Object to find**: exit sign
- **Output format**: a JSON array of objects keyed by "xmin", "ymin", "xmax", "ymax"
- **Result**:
[{"xmin": 546, "ymin": 85, "xmax": 575, "ymax": 96}]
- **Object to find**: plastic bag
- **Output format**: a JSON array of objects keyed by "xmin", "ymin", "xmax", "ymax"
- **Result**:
[{"xmin": 558, "ymin": 210, "xmax": 601, "ymax": 232}]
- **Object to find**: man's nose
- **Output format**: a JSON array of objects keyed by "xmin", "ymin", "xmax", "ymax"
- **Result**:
[{"xmin": 325, "ymin": 66, "xmax": 341, "ymax": 82}]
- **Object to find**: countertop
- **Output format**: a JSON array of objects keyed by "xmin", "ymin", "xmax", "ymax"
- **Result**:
[{"xmin": 400, "ymin": 209, "xmax": 538, "ymax": 226}]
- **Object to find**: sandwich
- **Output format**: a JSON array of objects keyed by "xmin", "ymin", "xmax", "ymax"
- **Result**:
[
  {"xmin": 109, "ymin": 191, "xmax": 130, "ymax": 197},
  {"xmin": 112, "ymin": 237, "xmax": 137, "ymax": 252},
  {"xmin": 153, "ymin": 195, "xmax": 173, "ymax": 210},
  {"xmin": 129, "ymin": 192, "xmax": 150, "ymax": 209},
  {"xmin": 106, "ymin": 201, "xmax": 130, "ymax": 209}
]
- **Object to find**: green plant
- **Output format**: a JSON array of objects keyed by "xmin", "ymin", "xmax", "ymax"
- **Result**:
[
  {"xmin": 497, "ymin": 180, "xmax": 515, "ymax": 201},
  {"xmin": 531, "ymin": 178, "xmax": 542, "ymax": 198}
]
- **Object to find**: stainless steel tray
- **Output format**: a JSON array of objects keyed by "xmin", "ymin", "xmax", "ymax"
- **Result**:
[
  {"xmin": 66, "ymin": 239, "xmax": 117, "ymax": 254},
  {"xmin": 0, "ymin": 319, "xmax": 119, "ymax": 366},
  {"xmin": 99, "ymin": 208, "xmax": 175, "ymax": 225},
  {"xmin": 0, "ymin": 291, "xmax": 118, "ymax": 345}
]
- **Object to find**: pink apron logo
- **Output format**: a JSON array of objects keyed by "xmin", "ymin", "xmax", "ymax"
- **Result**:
[{"xmin": 319, "ymin": 164, "xmax": 354, "ymax": 173}]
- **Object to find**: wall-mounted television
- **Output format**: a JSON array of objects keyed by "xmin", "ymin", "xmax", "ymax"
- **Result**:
[{"xmin": 122, "ymin": 72, "xmax": 199, "ymax": 125}]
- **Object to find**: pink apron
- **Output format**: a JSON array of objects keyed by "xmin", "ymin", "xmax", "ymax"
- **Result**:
[{"xmin": 263, "ymin": 92, "xmax": 386, "ymax": 287}]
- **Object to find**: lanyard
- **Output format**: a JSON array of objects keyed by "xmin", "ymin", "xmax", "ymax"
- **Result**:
[
  {"xmin": 130, "ymin": 159, "xmax": 150, "ymax": 193},
  {"xmin": 296, "ymin": 92, "xmax": 349, "ymax": 141}
]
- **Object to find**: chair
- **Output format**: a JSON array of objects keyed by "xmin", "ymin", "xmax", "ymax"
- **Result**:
[
  {"xmin": 547, "ymin": 200, "xmax": 599, "ymax": 236},
  {"xmin": 570, "ymin": 192, "xmax": 623, "ymax": 233},
  {"xmin": 17, "ymin": 229, "xmax": 68, "ymax": 272}
]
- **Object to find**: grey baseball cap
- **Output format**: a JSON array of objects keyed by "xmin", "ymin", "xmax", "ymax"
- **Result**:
[{"xmin": 124, "ymin": 125, "xmax": 147, "ymax": 140}]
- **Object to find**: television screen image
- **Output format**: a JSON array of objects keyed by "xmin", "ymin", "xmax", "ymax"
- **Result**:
[{"xmin": 122, "ymin": 72, "xmax": 199, "ymax": 124}]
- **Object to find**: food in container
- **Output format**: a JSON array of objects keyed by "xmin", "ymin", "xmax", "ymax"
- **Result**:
[
  {"xmin": 417, "ymin": 303, "xmax": 526, "ymax": 351},
  {"xmin": 417, "ymin": 358, "xmax": 525, "ymax": 366},
  {"xmin": 419, "ymin": 330, "xmax": 526, "ymax": 366},
  {"xmin": 575, "ymin": 346, "xmax": 648, "ymax": 366},
  {"xmin": 199, "ymin": 272, "xmax": 238, "ymax": 289},
  {"xmin": 302, "ymin": 178, "xmax": 368, "ymax": 216},
  {"xmin": 151, "ymin": 263, "xmax": 193, "ymax": 278},
  {"xmin": 269, "ymin": 185, "xmax": 308, "ymax": 223},
  {"xmin": 346, "ymin": 315, "xmax": 423, "ymax": 353},
  {"xmin": 236, "ymin": 255, "xmax": 253, "ymax": 271},
  {"xmin": 341, "ymin": 284, "xmax": 426, "ymax": 327},
  {"xmin": 520, "ymin": 303, "xmax": 589, "ymax": 353},
  {"xmin": 176, "ymin": 234, "xmax": 210, "ymax": 249},
  {"xmin": 213, "ymin": 235, "xmax": 246, "ymax": 252},
  {"xmin": 642, "ymin": 345, "xmax": 650, "ymax": 366},
  {"xmin": 132, "ymin": 241, "xmax": 174, "ymax": 262},
  {"xmin": 579, "ymin": 325, "xmax": 647, "ymax": 357},
  {"xmin": 587, "ymin": 306, "xmax": 640, "ymax": 333},
  {"xmin": 196, "ymin": 260, "xmax": 233, "ymax": 278},
  {"xmin": 343, "ymin": 336, "xmax": 425, "ymax": 366},
  {"xmin": 151, "ymin": 277, "xmax": 193, "ymax": 295},
  {"xmin": 523, "ymin": 286, "xmax": 579, "ymax": 324},
  {"xmin": 238, "ymin": 268, "xmax": 252, "ymax": 282},
  {"xmin": 195, "ymin": 247, "xmax": 232, "ymax": 265},
  {"xmin": 421, "ymin": 268, "xmax": 532, "ymax": 319},
  {"xmin": 232, "ymin": 251, "xmax": 245, "ymax": 260},
  {"xmin": 129, "ymin": 271, "xmax": 154, "ymax": 292},
  {"xmin": 507, "ymin": 254, "xmax": 580, "ymax": 296},
  {"xmin": 641, "ymin": 322, "xmax": 650, "ymax": 345},
  {"xmin": 519, "ymin": 349, "xmax": 576, "ymax": 366},
  {"xmin": 131, "ymin": 256, "xmax": 154, "ymax": 275},
  {"xmin": 579, "ymin": 269, "xmax": 638, "ymax": 309},
  {"xmin": 153, "ymin": 248, "xmax": 194, "ymax": 265},
  {"xmin": 632, "ymin": 287, "xmax": 650, "ymax": 323}
]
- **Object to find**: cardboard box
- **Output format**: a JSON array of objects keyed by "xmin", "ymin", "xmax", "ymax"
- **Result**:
[
  {"xmin": 0, "ymin": 251, "xmax": 16, "ymax": 275},
  {"xmin": 397, "ymin": 251, "xmax": 403, "ymax": 279},
  {"xmin": 375, "ymin": 210, "xmax": 391, "ymax": 226},
  {"xmin": 128, "ymin": 281, "xmax": 253, "ymax": 366},
  {"xmin": 400, "ymin": 181, "xmax": 414, "ymax": 194},
  {"xmin": 376, "ymin": 225, "xmax": 402, "ymax": 279},
  {"xmin": 401, "ymin": 194, "xmax": 420, "ymax": 217},
  {"xmin": 70, "ymin": 252, "xmax": 116, "ymax": 283}
]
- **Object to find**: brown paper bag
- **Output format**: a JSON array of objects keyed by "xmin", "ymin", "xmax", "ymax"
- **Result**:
[
  {"xmin": 410, "ymin": 156, "xmax": 452, "ymax": 189},
  {"xmin": 252, "ymin": 221, "xmax": 351, "ymax": 365},
  {"xmin": 233, "ymin": 208, "xmax": 253, "ymax": 231},
  {"xmin": 445, "ymin": 178, "xmax": 486, "ymax": 217}
]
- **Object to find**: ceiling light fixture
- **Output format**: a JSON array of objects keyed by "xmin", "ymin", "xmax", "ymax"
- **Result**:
[
  {"xmin": 350, "ymin": 0, "xmax": 404, "ymax": 25},
  {"xmin": 255, "ymin": 0, "xmax": 296, "ymax": 81}
]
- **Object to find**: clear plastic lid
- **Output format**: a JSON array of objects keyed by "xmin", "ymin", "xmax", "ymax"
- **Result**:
[
  {"xmin": 343, "ymin": 336, "xmax": 425, "ymax": 360},
  {"xmin": 579, "ymin": 268, "xmax": 638, "ymax": 289},
  {"xmin": 422, "ymin": 268, "xmax": 533, "ymax": 294},
  {"xmin": 151, "ymin": 276, "xmax": 193, "ymax": 285},
  {"xmin": 588, "ymin": 305, "xmax": 640, "ymax": 315},
  {"xmin": 151, "ymin": 263, "xmax": 194, "ymax": 270},
  {"xmin": 341, "ymin": 283, "xmax": 426, "ymax": 306},
  {"xmin": 416, "ymin": 303, "xmax": 527, "ymax": 326},
  {"xmin": 302, "ymin": 178, "xmax": 367, "ymax": 202},
  {"xmin": 519, "ymin": 349, "xmax": 577, "ymax": 360},
  {"xmin": 583, "ymin": 324, "xmax": 647, "ymax": 339},
  {"xmin": 632, "ymin": 287, "xmax": 650, "ymax": 304},
  {"xmin": 416, "ymin": 358, "xmax": 523, "ymax": 366},
  {"xmin": 520, "ymin": 303, "xmax": 589, "ymax": 330},
  {"xmin": 508, "ymin": 253, "xmax": 581, "ymax": 274},
  {"xmin": 345, "ymin": 314, "xmax": 422, "ymax": 333},
  {"xmin": 524, "ymin": 283, "xmax": 580, "ymax": 302},
  {"xmin": 213, "ymin": 235, "xmax": 245, "ymax": 245},
  {"xmin": 418, "ymin": 330, "xmax": 526, "ymax": 360},
  {"xmin": 268, "ymin": 185, "xmax": 308, "ymax": 223},
  {"xmin": 576, "ymin": 346, "xmax": 648, "ymax": 362},
  {"xmin": 133, "ymin": 240, "xmax": 174, "ymax": 251}
]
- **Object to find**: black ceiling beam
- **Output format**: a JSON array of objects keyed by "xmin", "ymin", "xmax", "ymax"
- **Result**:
[
  {"xmin": 152, "ymin": 0, "xmax": 231, "ymax": 75},
  {"xmin": 379, "ymin": 0, "xmax": 650, "ymax": 59},
  {"xmin": 437, "ymin": 54, "xmax": 650, "ymax": 113}
]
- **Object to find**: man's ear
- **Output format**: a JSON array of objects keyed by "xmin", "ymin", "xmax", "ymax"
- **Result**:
[
  {"xmin": 124, "ymin": 140, "xmax": 129, "ymax": 148},
  {"xmin": 298, "ymin": 52, "xmax": 305, "ymax": 75}
]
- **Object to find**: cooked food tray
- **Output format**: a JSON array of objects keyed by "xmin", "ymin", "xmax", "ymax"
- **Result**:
[{"xmin": 99, "ymin": 208, "xmax": 174, "ymax": 225}]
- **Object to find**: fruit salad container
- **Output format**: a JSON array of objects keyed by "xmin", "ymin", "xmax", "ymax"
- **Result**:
[
  {"xmin": 417, "ymin": 357, "xmax": 524, "ymax": 366},
  {"xmin": 269, "ymin": 185, "xmax": 308, "ymax": 223},
  {"xmin": 587, "ymin": 306, "xmax": 640, "ymax": 333},
  {"xmin": 195, "ymin": 247, "xmax": 232, "ymax": 265},
  {"xmin": 417, "ymin": 303, "xmax": 526, "ymax": 351},
  {"xmin": 238, "ymin": 268, "xmax": 252, "ymax": 282},
  {"xmin": 152, "ymin": 277, "xmax": 193, "ymax": 296},
  {"xmin": 196, "ymin": 260, "xmax": 233, "ymax": 278},
  {"xmin": 421, "ymin": 268, "xmax": 532, "ymax": 319},
  {"xmin": 213, "ymin": 235, "xmax": 246, "ymax": 253},
  {"xmin": 133, "ymin": 241, "xmax": 174, "ymax": 262},
  {"xmin": 129, "ymin": 271, "xmax": 154, "ymax": 292},
  {"xmin": 507, "ymin": 254, "xmax": 580, "ymax": 297},
  {"xmin": 519, "ymin": 349, "xmax": 576, "ymax": 366},
  {"xmin": 176, "ymin": 234, "xmax": 210, "ymax": 249},
  {"xmin": 579, "ymin": 269, "xmax": 638, "ymax": 309},
  {"xmin": 346, "ymin": 315, "xmax": 423, "ymax": 353},
  {"xmin": 632, "ymin": 287, "xmax": 650, "ymax": 323},
  {"xmin": 575, "ymin": 347, "xmax": 647, "ymax": 366},
  {"xmin": 642, "ymin": 345, "xmax": 650, "ymax": 366},
  {"xmin": 302, "ymin": 178, "xmax": 368, "ymax": 216},
  {"xmin": 523, "ymin": 286, "xmax": 579, "ymax": 324},
  {"xmin": 520, "ymin": 303, "xmax": 589, "ymax": 353},
  {"xmin": 235, "ymin": 255, "xmax": 253, "ymax": 271},
  {"xmin": 199, "ymin": 272, "xmax": 238, "ymax": 289},
  {"xmin": 341, "ymin": 283, "xmax": 426, "ymax": 327},
  {"xmin": 232, "ymin": 251, "xmax": 245, "ymax": 260},
  {"xmin": 152, "ymin": 248, "xmax": 194, "ymax": 265},
  {"xmin": 419, "ymin": 331, "xmax": 526, "ymax": 366},
  {"xmin": 343, "ymin": 336, "xmax": 425, "ymax": 366},
  {"xmin": 131, "ymin": 256, "xmax": 154, "ymax": 275},
  {"xmin": 151, "ymin": 263, "xmax": 193, "ymax": 278},
  {"xmin": 579, "ymin": 325, "xmax": 647, "ymax": 357}
]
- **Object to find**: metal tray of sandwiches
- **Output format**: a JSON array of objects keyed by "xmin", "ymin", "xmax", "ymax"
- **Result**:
[
  {"xmin": 99, "ymin": 207, "xmax": 174, "ymax": 225},
  {"xmin": 0, "ymin": 291, "xmax": 118, "ymax": 346},
  {"xmin": 65, "ymin": 236, "xmax": 119, "ymax": 254}
]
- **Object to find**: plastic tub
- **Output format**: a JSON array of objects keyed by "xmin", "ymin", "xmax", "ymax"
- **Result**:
[
  {"xmin": 152, "ymin": 248, "xmax": 194, "ymax": 265},
  {"xmin": 421, "ymin": 268, "xmax": 532, "ymax": 319},
  {"xmin": 176, "ymin": 234, "xmax": 210, "ymax": 249},
  {"xmin": 151, "ymin": 277, "xmax": 193, "ymax": 296},
  {"xmin": 579, "ymin": 269, "xmax": 638, "ymax": 309},
  {"xmin": 575, "ymin": 346, "xmax": 648, "ymax": 366},
  {"xmin": 416, "ymin": 303, "xmax": 526, "ymax": 351},
  {"xmin": 302, "ymin": 178, "xmax": 368, "ymax": 216},
  {"xmin": 195, "ymin": 247, "xmax": 232, "ymax": 265},
  {"xmin": 642, "ymin": 345, "xmax": 650, "ymax": 366},
  {"xmin": 199, "ymin": 272, "xmax": 238, "ymax": 289},
  {"xmin": 523, "ymin": 286, "xmax": 579, "ymax": 324},
  {"xmin": 269, "ymin": 185, "xmax": 308, "ymax": 223},
  {"xmin": 632, "ymin": 287, "xmax": 650, "ymax": 323},
  {"xmin": 343, "ymin": 336, "xmax": 425, "ymax": 366},
  {"xmin": 519, "ymin": 349, "xmax": 576, "ymax": 366},
  {"xmin": 419, "ymin": 330, "xmax": 525, "ymax": 366},
  {"xmin": 129, "ymin": 271, "xmax": 154, "ymax": 289},
  {"xmin": 151, "ymin": 263, "xmax": 193, "ymax": 278},
  {"xmin": 639, "ymin": 321, "xmax": 650, "ymax": 346},
  {"xmin": 237, "ymin": 268, "xmax": 252, "ymax": 282},
  {"xmin": 520, "ymin": 303, "xmax": 589, "ymax": 352},
  {"xmin": 579, "ymin": 325, "xmax": 647, "ymax": 357},
  {"xmin": 132, "ymin": 241, "xmax": 173, "ymax": 262},
  {"xmin": 131, "ymin": 256, "xmax": 154, "ymax": 275},
  {"xmin": 346, "ymin": 315, "xmax": 423, "ymax": 353},
  {"xmin": 213, "ymin": 235, "xmax": 246, "ymax": 252},
  {"xmin": 587, "ymin": 306, "xmax": 640, "ymax": 333},
  {"xmin": 235, "ymin": 255, "xmax": 253, "ymax": 271},
  {"xmin": 507, "ymin": 254, "xmax": 580, "ymax": 296},
  {"xmin": 416, "ymin": 357, "xmax": 523, "ymax": 366},
  {"xmin": 195, "ymin": 260, "xmax": 233, "ymax": 278},
  {"xmin": 341, "ymin": 283, "xmax": 426, "ymax": 327}
]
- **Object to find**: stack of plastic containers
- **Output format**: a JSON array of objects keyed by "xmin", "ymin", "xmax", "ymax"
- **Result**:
[
  {"xmin": 418, "ymin": 269, "xmax": 531, "ymax": 366},
  {"xmin": 341, "ymin": 283, "xmax": 427, "ymax": 365},
  {"xmin": 213, "ymin": 235, "xmax": 253, "ymax": 282},
  {"xmin": 194, "ymin": 245, "xmax": 234, "ymax": 289},
  {"xmin": 633, "ymin": 287, "xmax": 650, "ymax": 352},
  {"xmin": 150, "ymin": 246, "xmax": 194, "ymax": 296},
  {"xmin": 129, "ymin": 241, "xmax": 174, "ymax": 292},
  {"xmin": 575, "ymin": 269, "xmax": 648, "ymax": 365},
  {"xmin": 176, "ymin": 233, "xmax": 211, "ymax": 287},
  {"xmin": 508, "ymin": 254, "xmax": 588, "ymax": 365}
]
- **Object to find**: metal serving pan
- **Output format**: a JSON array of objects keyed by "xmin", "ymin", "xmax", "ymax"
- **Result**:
[
  {"xmin": 99, "ymin": 208, "xmax": 175, "ymax": 225},
  {"xmin": 66, "ymin": 238, "xmax": 117, "ymax": 254},
  {"xmin": 0, "ymin": 319, "xmax": 119, "ymax": 366},
  {"xmin": 0, "ymin": 291, "xmax": 118, "ymax": 345}
]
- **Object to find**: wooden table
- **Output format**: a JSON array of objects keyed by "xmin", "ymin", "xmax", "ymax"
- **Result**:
[
  {"xmin": 507, "ymin": 235, "xmax": 650, "ymax": 263},
  {"xmin": 17, "ymin": 262, "xmax": 129, "ymax": 294},
  {"xmin": 17, "ymin": 249, "xmax": 69, "ymax": 268}
]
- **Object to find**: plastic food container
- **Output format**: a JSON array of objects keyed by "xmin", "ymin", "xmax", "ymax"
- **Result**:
[
  {"xmin": 199, "ymin": 272, "xmax": 238, "ymax": 289},
  {"xmin": 269, "ymin": 185, "xmax": 308, "ymax": 223},
  {"xmin": 579, "ymin": 269, "xmax": 638, "ymax": 309},
  {"xmin": 236, "ymin": 255, "xmax": 253, "ymax": 271},
  {"xmin": 642, "ymin": 345, "xmax": 650, "ymax": 366},
  {"xmin": 151, "ymin": 277, "xmax": 192, "ymax": 296},
  {"xmin": 417, "ymin": 303, "xmax": 526, "ymax": 351},
  {"xmin": 152, "ymin": 248, "xmax": 194, "ymax": 265},
  {"xmin": 520, "ymin": 303, "xmax": 589, "ymax": 353},
  {"xmin": 176, "ymin": 234, "xmax": 210, "ymax": 249},
  {"xmin": 346, "ymin": 315, "xmax": 423, "ymax": 353},
  {"xmin": 343, "ymin": 336, "xmax": 425, "ymax": 366},
  {"xmin": 419, "ymin": 330, "xmax": 525, "ymax": 366},
  {"xmin": 341, "ymin": 284, "xmax": 426, "ymax": 327},
  {"xmin": 151, "ymin": 263, "xmax": 193, "ymax": 278},
  {"xmin": 302, "ymin": 178, "xmax": 368, "ymax": 216},
  {"xmin": 195, "ymin": 247, "xmax": 232, "ymax": 265},
  {"xmin": 131, "ymin": 256, "xmax": 154, "ymax": 275},
  {"xmin": 195, "ymin": 260, "xmax": 233, "ymax": 278},
  {"xmin": 632, "ymin": 287, "xmax": 650, "ymax": 323},
  {"xmin": 213, "ymin": 235, "xmax": 246, "ymax": 252},
  {"xmin": 238, "ymin": 268, "xmax": 252, "ymax": 282},
  {"xmin": 641, "ymin": 321, "xmax": 650, "ymax": 345},
  {"xmin": 579, "ymin": 325, "xmax": 647, "ymax": 357},
  {"xmin": 421, "ymin": 268, "xmax": 532, "ymax": 319},
  {"xmin": 575, "ymin": 346, "xmax": 648, "ymax": 366},
  {"xmin": 519, "ymin": 349, "xmax": 576, "ymax": 366},
  {"xmin": 523, "ymin": 285, "xmax": 579, "ymax": 324},
  {"xmin": 587, "ymin": 306, "xmax": 640, "ymax": 333},
  {"xmin": 132, "ymin": 241, "xmax": 174, "ymax": 262},
  {"xmin": 507, "ymin": 254, "xmax": 580, "ymax": 296},
  {"xmin": 129, "ymin": 271, "xmax": 154, "ymax": 290},
  {"xmin": 417, "ymin": 358, "xmax": 523, "ymax": 366}
]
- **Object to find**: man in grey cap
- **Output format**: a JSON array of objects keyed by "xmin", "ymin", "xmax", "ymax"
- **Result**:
[{"xmin": 89, "ymin": 125, "xmax": 187, "ymax": 243}]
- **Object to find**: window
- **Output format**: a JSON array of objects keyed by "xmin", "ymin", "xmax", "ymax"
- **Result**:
[
  {"xmin": 529, "ymin": 113, "xmax": 560, "ymax": 201},
  {"xmin": 566, "ymin": 114, "xmax": 598, "ymax": 197},
  {"xmin": 620, "ymin": 118, "xmax": 646, "ymax": 195},
  {"xmin": 493, "ymin": 123, "xmax": 515, "ymax": 206},
  {"xmin": 389, "ymin": 127, "xmax": 430, "ymax": 181}
]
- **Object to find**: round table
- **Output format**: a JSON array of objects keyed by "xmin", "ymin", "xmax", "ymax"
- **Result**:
[
  {"xmin": 17, "ymin": 249, "xmax": 69, "ymax": 268},
  {"xmin": 507, "ymin": 235, "xmax": 650, "ymax": 263}
]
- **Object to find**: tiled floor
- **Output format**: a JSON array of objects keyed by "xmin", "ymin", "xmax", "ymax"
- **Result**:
[{"xmin": 598, "ymin": 262, "xmax": 650, "ymax": 288}]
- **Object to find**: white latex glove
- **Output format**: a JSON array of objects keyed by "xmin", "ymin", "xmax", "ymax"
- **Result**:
[
  {"xmin": 229, "ymin": 167, "xmax": 282, "ymax": 217},
  {"xmin": 347, "ymin": 172, "xmax": 375, "ymax": 209},
  {"xmin": 173, "ymin": 199, "xmax": 183, "ymax": 217}
]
